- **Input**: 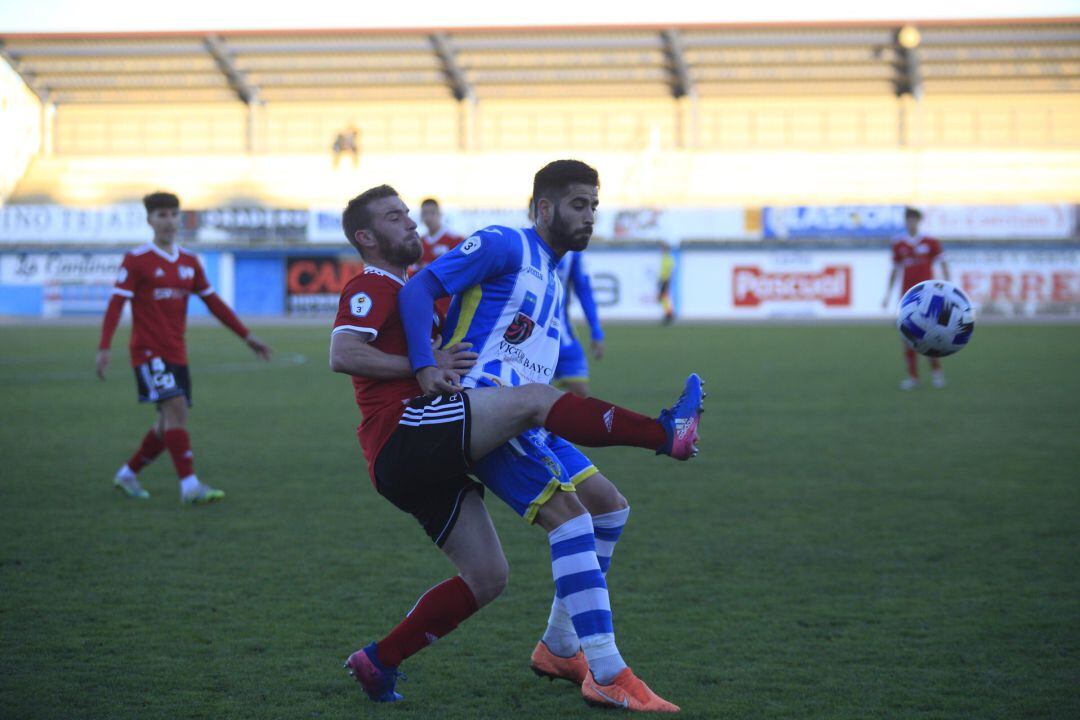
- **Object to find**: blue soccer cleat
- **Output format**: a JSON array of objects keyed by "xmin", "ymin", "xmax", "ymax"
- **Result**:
[
  {"xmin": 657, "ymin": 373, "xmax": 704, "ymax": 461},
  {"xmin": 344, "ymin": 642, "xmax": 404, "ymax": 702}
]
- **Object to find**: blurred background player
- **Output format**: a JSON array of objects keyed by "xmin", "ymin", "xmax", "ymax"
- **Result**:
[
  {"xmin": 658, "ymin": 245, "xmax": 675, "ymax": 325},
  {"xmin": 332, "ymin": 124, "xmax": 360, "ymax": 169},
  {"xmin": 96, "ymin": 191, "xmax": 272, "ymax": 503},
  {"xmin": 415, "ymin": 197, "xmax": 463, "ymax": 315},
  {"xmin": 416, "ymin": 198, "xmax": 464, "ymax": 269},
  {"xmin": 882, "ymin": 207, "xmax": 951, "ymax": 390},
  {"xmin": 554, "ymin": 250, "xmax": 604, "ymax": 397}
]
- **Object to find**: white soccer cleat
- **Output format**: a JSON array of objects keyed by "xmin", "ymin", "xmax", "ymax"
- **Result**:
[
  {"xmin": 931, "ymin": 371, "xmax": 946, "ymax": 389},
  {"xmin": 114, "ymin": 471, "xmax": 150, "ymax": 499},
  {"xmin": 181, "ymin": 483, "xmax": 225, "ymax": 505},
  {"xmin": 899, "ymin": 377, "xmax": 919, "ymax": 391}
]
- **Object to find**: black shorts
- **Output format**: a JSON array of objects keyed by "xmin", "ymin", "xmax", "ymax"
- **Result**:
[
  {"xmin": 134, "ymin": 357, "xmax": 192, "ymax": 407},
  {"xmin": 373, "ymin": 391, "xmax": 482, "ymax": 547}
]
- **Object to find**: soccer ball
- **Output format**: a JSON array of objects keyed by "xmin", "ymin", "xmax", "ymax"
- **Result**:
[{"xmin": 896, "ymin": 280, "xmax": 975, "ymax": 357}]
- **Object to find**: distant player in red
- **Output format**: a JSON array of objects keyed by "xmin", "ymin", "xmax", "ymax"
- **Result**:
[
  {"xmin": 883, "ymin": 207, "xmax": 952, "ymax": 390},
  {"xmin": 96, "ymin": 192, "xmax": 272, "ymax": 503},
  {"xmin": 414, "ymin": 198, "xmax": 462, "ymax": 316}
]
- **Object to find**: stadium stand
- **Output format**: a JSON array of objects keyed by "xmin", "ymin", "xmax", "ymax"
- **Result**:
[{"xmin": 1, "ymin": 19, "xmax": 1078, "ymax": 209}]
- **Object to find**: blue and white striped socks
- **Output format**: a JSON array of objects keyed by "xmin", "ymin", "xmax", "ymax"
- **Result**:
[{"xmin": 546, "ymin": 511, "xmax": 628, "ymax": 684}]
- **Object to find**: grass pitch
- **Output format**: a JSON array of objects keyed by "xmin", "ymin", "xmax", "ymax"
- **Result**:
[{"xmin": 1, "ymin": 322, "xmax": 1078, "ymax": 719}]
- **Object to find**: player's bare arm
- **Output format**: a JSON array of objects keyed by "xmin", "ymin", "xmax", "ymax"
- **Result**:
[
  {"xmin": 95, "ymin": 348, "xmax": 111, "ymax": 380},
  {"xmin": 883, "ymin": 265, "xmax": 900, "ymax": 308},
  {"xmin": 331, "ymin": 331, "xmax": 476, "ymax": 379},
  {"xmin": 245, "ymin": 334, "xmax": 273, "ymax": 360}
]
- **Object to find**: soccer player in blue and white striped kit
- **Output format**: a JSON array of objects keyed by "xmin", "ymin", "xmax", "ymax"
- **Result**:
[
  {"xmin": 399, "ymin": 160, "xmax": 687, "ymax": 711},
  {"xmin": 554, "ymin": 250, "xmax": 605, "ymax": 397}
]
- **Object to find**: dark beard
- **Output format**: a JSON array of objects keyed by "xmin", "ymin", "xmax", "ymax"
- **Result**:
[
  {"xmin": 550, "ymin": 207, "xmax": 592, "ymax": 252},
  {"xmin": 377, "ymin": 233, "xmax": 422, "ymax": 266}
]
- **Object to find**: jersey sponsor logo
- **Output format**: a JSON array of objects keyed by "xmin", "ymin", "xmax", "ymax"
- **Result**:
[
  {"xmin": 179, "ymin": 265, "xmax": 196, "ymax": 280},
  {"xmin": 459, "ymin": 236, "xmax": 481, "ymax": 255},
  {"xmin": 154, "ymin": 268, "xmax": 166, "ymax": 277},
  {"xmin": 733, "ymin": 265, "xmax": 851, "ymax": 307},
  {"xmin": 349, "ymin": 292, "xmax": 373, "ymax": 318},
  {"xmin": 152, "ymin": 287, "xmax": 189, "ymax": 300},
  {"xmin": 497, "ymin": 340, "xmax": 554, "ymax": 378},
  {"xmin": 503, "ymin": 312, "xmax": 535, "ymax": 344}
]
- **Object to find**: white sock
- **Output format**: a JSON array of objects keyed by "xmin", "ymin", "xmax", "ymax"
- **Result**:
[
  {"xmin": 548, "ymin": 513, "xmax": 627, "ymax": 685},
  {"xmin": 179, "ymin": 475, "xmax": 200, "ymax": 496},
  {"xmin": 543, "ymin": 506, "xmax": 630, "ymax": 658},
  {"xmin": 117, "ymin": 464, "xmax": 137, "ymax": 480}
]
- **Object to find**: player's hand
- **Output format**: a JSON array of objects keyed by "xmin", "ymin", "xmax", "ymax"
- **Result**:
[
  {"xmin": 416, "ymin": 365, "xmax": 463, "ymax": 395},
  {"xmin": 434, "ymin": 339, "xmax": 478, "ymax": 375},
  {"xmin": 591, "ymin": 340, "xmax": 605, "ymax": 361},
  {"xmin": 245, "ymin": 334, "xmax": 272, "ymax": 361},
  {"xmin": 95, "ymin": 349, "xmax": 110, "ymax": 380}
]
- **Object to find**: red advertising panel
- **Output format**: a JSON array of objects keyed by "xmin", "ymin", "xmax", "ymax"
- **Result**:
[
  {"xmin": 733, "ymin": 265, "xmax": 852, "ymax": 307},
  {"xmin": 286, "ymin": 256, "xmax": 365, "ymax": 315}
]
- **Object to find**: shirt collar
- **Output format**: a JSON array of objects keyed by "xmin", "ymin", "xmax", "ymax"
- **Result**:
[
  {"xmin": 147, "ymin": 243, "xmax": 180, "ymax": 263},
  {"xmin": 525, "ymin": 226, "xmax": 559, "ymax": 266},
  {"xmin": 363, "ymin": 265, "xmax": 406, "ymax": 286}
]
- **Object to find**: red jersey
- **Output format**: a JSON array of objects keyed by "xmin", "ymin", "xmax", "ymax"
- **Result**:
[
  {"xmin": 111, "ymin": 243, "xmax": 214, "ymax": 367},
  {"xmin": 332, "ymin": 266, "xmax": 442, "ymax": 484},
  {"xmin": 892, "ymin": 234, "xmax": 944, "ymax": 291},
  {"xmin": 418, "ymin": 227, "xmax": 463, "ymax": 268}
]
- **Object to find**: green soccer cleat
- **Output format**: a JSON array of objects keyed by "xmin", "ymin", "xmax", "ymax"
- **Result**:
[
  {"xmin": 181, "ymin": 484, "xmax": 225, "ymax": 505},
  {"xmin": 114, "ymin": 474, "xmax": 150, "ymax": 500}
]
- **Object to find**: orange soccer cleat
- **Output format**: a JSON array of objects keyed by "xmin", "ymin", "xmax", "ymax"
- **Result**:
[
  {"xmin": 529, "ymin": 641, "xmax": 589, "ymax": 685},
  {"xmin": 581, "ymin": 667, "xmax": 680, "ymax": 713}
]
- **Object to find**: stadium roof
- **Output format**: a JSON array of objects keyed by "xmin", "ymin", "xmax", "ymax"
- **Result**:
[{"xmin": 1, "ymin": 18, "xmax": 1078, "ymax": 104}]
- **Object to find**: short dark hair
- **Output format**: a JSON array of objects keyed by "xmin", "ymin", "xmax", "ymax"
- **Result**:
[
  {"xmin": 532, "ymin": 160, "xmax": 599, "ymax": 208},
  {"xmin": 342, "ymin": 184, "xmax": 399, "ymax": 250},
  {"xmin": 143, "ymin": 192, "xmax": 179, "ymax": 213},
  {"xmin": 420, "ymin": 198, "xmax": 439, "ymax": 210},
  {"xmin": 905, "ymin": 206, "xmax": 923, "ymax": 221}
]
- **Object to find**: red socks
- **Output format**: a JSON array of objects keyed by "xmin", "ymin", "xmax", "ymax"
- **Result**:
[
  {"xmin": 376, "ymin": 576, "xmax": 479, "ymax": 668},
  {"xmin": 163, "ymin": 428, "xmax": 195, "ymax": 479},
  {"xmin": 127, "ymin": 429, "xmax": 166, "ymax": 473},
  {"xmin": 543, "ymin": 393, "xmax": 666, "ymax": 451},
  {"xmin": 904, "ymin": 348, "xmax": 918, "ymax": 379}
]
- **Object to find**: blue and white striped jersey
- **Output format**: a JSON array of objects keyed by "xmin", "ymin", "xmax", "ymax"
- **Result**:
[
  {"xmin": 427, "ymin": 225, "xmax": 564, "ymax": 388},
  {"xmin": 556, "ymin": 250, "xmax": 604, "ymax": 348}
]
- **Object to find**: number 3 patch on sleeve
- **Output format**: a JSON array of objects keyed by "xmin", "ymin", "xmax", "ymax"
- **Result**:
[{"xmin": 350, "ymin": 292, "xmax": 373, "ymax": 317}]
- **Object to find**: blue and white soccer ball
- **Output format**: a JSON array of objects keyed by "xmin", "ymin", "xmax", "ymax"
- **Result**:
[{"xmin": 896, "ymin": 280, "xmax": 975, "ymax": 357}]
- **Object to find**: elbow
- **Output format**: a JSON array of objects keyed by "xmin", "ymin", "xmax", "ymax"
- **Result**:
[{"xmin": 329, "ymin": 350, "xmax": 346, "ymax": 374}]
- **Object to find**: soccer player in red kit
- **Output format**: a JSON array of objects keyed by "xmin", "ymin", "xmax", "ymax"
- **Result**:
[
  {"xmin": 415, "ymin": 198, "xmax": 463, "ymax": 316},
  {"xmin": 883, "ymin": 207, "xmax": 952, "ymax": 390},
  {"xmin": 417, "ymin": 198, "xmax": 463, "ymax": 268},
  {"xmin": 96, "ymin": 192, "xmax": 272, "ymax": 503},
  {"xmin": 330, "ymin": 184, "xmax": 700, "ymax": 711}
]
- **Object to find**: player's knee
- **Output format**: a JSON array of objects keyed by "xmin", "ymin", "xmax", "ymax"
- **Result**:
[
  {"xmin": 518, "ymin": 383, "xmax": 562, "ymax": 426},
  {"xmin": 606, "ymin": 491, "xmax": 629, "ymax": 513},
  {"xmin": 536, "ymin": 489, "xmax": 589, "ymax": 530},
  {"xmin": 161, "ymin": 399, "xmax": 188, "ymax": 429},
  {"xmin": 466, "ymin": 556, "xmax": 509, "ymax": 608}
]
